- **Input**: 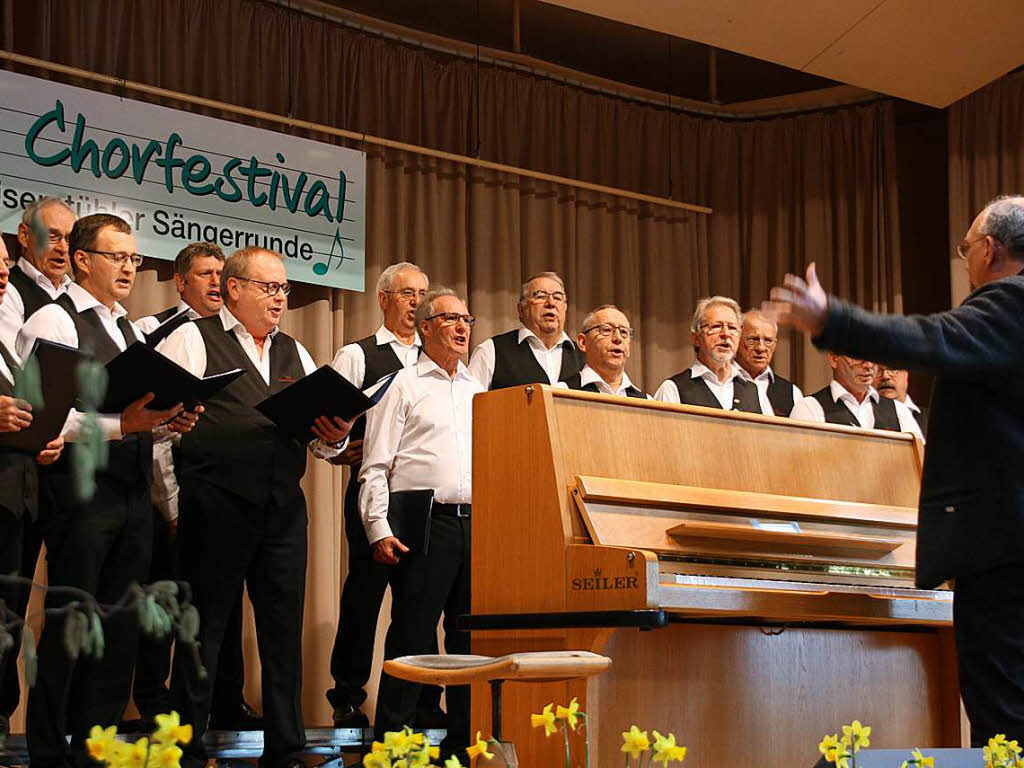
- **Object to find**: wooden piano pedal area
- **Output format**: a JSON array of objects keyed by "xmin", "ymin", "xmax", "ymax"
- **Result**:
[{"xmin": 468, "ymin": 386, "xmax": 962, "ymax": 768}]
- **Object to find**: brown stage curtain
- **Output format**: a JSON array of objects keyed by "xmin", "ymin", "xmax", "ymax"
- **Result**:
[
  {"xmin": 6, "ymin": 0, "xmax": 902, "ymax": 728},
  {"xmin": 948, "ymin": 68, "xmax": 1024, "ymax": 305}
]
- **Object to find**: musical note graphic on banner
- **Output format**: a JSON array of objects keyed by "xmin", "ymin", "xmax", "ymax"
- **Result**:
[{"xmin": 313, "ymin": 228, "xmax": 349, "ymax": 275}]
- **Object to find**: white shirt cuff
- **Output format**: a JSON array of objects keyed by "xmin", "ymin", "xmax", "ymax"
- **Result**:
[
  {"xmin": 364, "ymin": 517, "xmax": 393, "ymax": 547},
  {"xmin": 310, "ymin": 436, "xmax": 347, "ymax": 459}
]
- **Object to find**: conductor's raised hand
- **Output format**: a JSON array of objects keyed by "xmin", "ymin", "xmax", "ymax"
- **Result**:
[
  {"xmin": 312, "ymin": 414, "xmax": 355, "ymax": 445},
  {"xmin": 763, "ymin": 262, "xmax": 828, "ymax": 337},
  {"xmin": 0, "ymin": 396, "xmax": 32, "ymax": 432},
  {"xmin": 167, "ymin": 404, "xmax": 204, "ymax": 434},
  {"xmin": 372, "ymin": 535, "xmax": 409, "ymax": 565},
  {"xmin": 120, "ymin": 393, "xmax": 185, "ymax": 434}
]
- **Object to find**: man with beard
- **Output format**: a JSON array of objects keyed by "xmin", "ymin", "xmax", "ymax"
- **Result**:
[
  {"xmin": 735, "ymin": 309, "xmax": 802, "ymax": 417},
  {"xmin": 468, "ymin": 271, "xmax": 583, "ymax": 389},
  {"xmin": 654, "ymin": 296, "xmax": 760, "ymax": 412},
  {"xmin": 560, "ymin": 305, "xmax": 647, "ymax": 398},
  {"xmin": 874, "ymin": 365, "xmax": 927, "ymax": 436},
  {"xmin": 790, "ymin": 354, "xmax": 923, "ymax": 438}
]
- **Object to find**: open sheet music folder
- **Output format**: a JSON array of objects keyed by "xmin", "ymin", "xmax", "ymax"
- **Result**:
[
  {"xmin": 0, "ymin": 339, "xmax": 82, "ymax": 454},
  {"xmin": 255, "ymin": 366, "xmax": 397, "ymax": 442},
  {"xmin": 100, "ymin": 342, "xmax": 244, "ymax": 413}
]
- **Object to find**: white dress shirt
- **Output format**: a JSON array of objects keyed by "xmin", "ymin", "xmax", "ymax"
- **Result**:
[
  {"xmin": 468, "ymin": 326, "xmax": 574, "ymax": 388},
  {"xmin": 135, "ymin": 300, "xmax": 200, "ymax": 336},
  {"xmin": 331, "ymin": 325, "xmax": 421, "ymax": 389},
  {"xmin": 151, "ymin": 306, "xmax": 342, "ymax": 521},
  {"xmin": 903, "ymin": 394, "xmax": 921, "ymax": 415},
  {"xmin": 736, "ymin": 364, "xmax": 804, "ymax": 417},
  {"xmin": 0, "ymin": 259, "xmax": 71, "ymax": 353},
  {"xmin": 790, "ymin": 379, "xmax": 925, "ymax": 439},
  {"xmin": 654, "ymin": 361, "xmax": 745, "ymax": 409},
  {"xmin": 0, "ymin": 348, "xmax": 13, "ymax": 387},
  {"xmin": 16, "ymin": 282, "xmax": 140, "ymax": 441},
  {"xmin": 359, "ymin": 355, "xmax": 484, "ymax": 546},
  {"xmin": 556, "ymin": 364, "xmax": 648, "ymax": 398}
]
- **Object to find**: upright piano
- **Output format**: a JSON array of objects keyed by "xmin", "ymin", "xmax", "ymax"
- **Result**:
[{"xmin": 468, "ymin": 386, "xmax": 960, "ymax": 767}]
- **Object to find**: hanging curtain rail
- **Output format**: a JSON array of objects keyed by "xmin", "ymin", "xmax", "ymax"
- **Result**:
[{"xmin": 0, "ymin": 50, "xmax": 713, "ymax": 215}]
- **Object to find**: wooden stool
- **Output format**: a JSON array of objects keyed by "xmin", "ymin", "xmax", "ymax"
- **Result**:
[{"xmin": 384, "ymin": 651, "xmax": 611, "ymax": 747}]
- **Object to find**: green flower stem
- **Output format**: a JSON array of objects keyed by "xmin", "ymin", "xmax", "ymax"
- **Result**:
[
  {"xmin": 580, "ymin": 714, "xmax": 590, "ymax": 768},
  {"xmin": 562, "ymin": 723, "xmax": 572, "ymax": 768}
]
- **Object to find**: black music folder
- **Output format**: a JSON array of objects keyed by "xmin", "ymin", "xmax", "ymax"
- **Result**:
[
  {"xmin": 100, "ymin": 342, "xmax": 244, "ymax": 413},
  {"xmin": 387, "ymin": 489, "xmax": 434, "ymax": 555},
  {"xmin": 255, "ymin": 366, "xmax": 398, "ymax": 442},
  {"xmin": 0, "ymin": 339, "xmax": 82, "ymax": 454},
  {"xmin": 143, "ymin": 308, "xmax": 191, "ymax": 349}
]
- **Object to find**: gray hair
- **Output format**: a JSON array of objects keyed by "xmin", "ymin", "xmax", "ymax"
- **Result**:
[
  {"xmin": 980, "ymin": 196, "xmax": 1024, "ymax": 257},
  {"xmin": 414, "ymin": 286, "xmax": 460, "ymax": 330},
  {"xmin": 741, "ymin": 308, "xmax": 778, "ymax": 333},
  {"xmin": 580, "ymin": 303, "xmax": 626, "ymax": 332},
  {"xmin": 22, "ymin": 196, "xmax": 76, "ymax": 249},
  {"xmin": 518, "ymin": 271, "xmax": 566, "ymax": 304},
  {"xmin": 376, "ymin": 262, "xmax": 427, "ymax": 294},
  {"xmin": 690, "ymin": 296, "xmax": 742, "ymax": 334},
  {"xmin": 221, "ymin": 246, "xmax": 282, "ymax": 297}
]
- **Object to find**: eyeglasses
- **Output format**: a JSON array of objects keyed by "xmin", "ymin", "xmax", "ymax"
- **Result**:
[
  {"xmin": 235, "ymin": 276, "xmax": 292, "ymax": 297},
  {"xmin": 741, "ymin": 336, "xmax": 777, "ymax": 348},
  {"xmin": 384, "ymin": 289, "xmax": 427, "ymax": 301},
  {"xmin": 46, "ymin": 230, "xmax": 70, "ymax": 245},
  {"xmin": 956, "ymin": 236, "xmax": 987, "ymax": 260},
  {"xmin": 81, "ymin": 249, "xmax": 144, "ymax": 267},
  {"xmin": 525, "ymin": 290, "xmax": 567, "ymax": 304},
  {"xmin": 426, "ymin": 312, "xmax": 476, "ymax": 327},
  {"xmin": 582, "ymin": 324, "xmax": 635, "ymax": 339},
  {"xmin": 700, "ymin": 322, "xmax": 740, "ymax": 336}
]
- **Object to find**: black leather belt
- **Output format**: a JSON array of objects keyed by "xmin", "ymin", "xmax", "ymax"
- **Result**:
[{"xmin": 433, "ymin": 502, "xmax": 472, "ymax": 518}]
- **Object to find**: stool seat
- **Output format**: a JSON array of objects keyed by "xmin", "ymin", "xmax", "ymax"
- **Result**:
[{"xmin": 384, "ymin": 651, "xmax": 611, "ymax": 686}]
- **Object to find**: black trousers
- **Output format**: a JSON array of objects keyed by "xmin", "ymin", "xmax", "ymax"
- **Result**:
[
  {"xmin": 955, "ymin": 561, "xmax": 1024, "ymax": 746},
  {"xmin": 327, "ymin": 480, "xmax": 442, "ymax": 713},
  {"xmin": 171, "ymin": 480, "xmax": 307, "ymax": 768},
  {"xmin": 27, "ymin": 474, "xmax": 152, "ymax": 768},
  {"xmin": 0, "ymin": 509, "xmax": 42, "ymax": 719},
  {"xmin": 132, "ymin": 507, "xmax": 247, "ymax": 719},
  {"xmin": 374, "ymin": 513, "xmax": 471, "ymax": 755}
]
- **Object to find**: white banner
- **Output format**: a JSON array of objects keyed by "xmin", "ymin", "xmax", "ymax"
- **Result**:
[{"xmin": 0, "ymin": 70, "xmax": 366, "ymax": 291}]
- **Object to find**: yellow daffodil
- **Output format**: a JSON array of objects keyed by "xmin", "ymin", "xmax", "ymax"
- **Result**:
[
  {"xmin": 121, "ymin": 737, "xmax": 150, "ymax": 768},
  {"xmin": 840, "ymin": 720, "xmax": 871, "ymax": 752},
  {"xmin": 153, "ymin": 712, "xmax": 193, "ymax": 746},
  {"xmin": 466, "ymin": 731, "xmax": 494, "ymax": 761},
  {"xmin": 444, "ymin": 756, "xmax": 465, "ymax": 768},
  {"xmin": 651, "ymin": 731, "xmax": 687, "ymax": 765},
  {"xmin": 531, "ymin": 703, "xmax": 558, "ymax": 737},
  {"xmin": 621, "ymin": 725, "xmax": 650, "ymax": 759},
  {"xmin": 382, "ymin": 729, "xmax": 415, "ymax": 758},
  {"xmin": 818, "ymin": 734, "xmax": 842, "ymax": 762},
  {"xmin": 149, "ymin": 743, "xmax": 184, "ymax": 768},
  {"xmin": 363, "ymin": 749, "xmax": 392, "ymax": 768},
  {"xmin": 86, "ymin": 725, "xmax": 119, "ymax": 763},
  {"xmin": 555, "ymin": 698, "xmax": 582, "ymax": 731},
  {"xmin": 912, "ymin": 747, "xmax": 935, "ymax": 767}
]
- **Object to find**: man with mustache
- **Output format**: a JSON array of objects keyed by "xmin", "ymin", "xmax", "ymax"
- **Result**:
[
  {"xmin": 468, "ymin": 271, "xmax": 583, "ymax": 389},
  {"xmin": 360, "ymin": 287, "xmax": 483, "ymax": 758},
  {"xmin": 0, "ymin": 237, "xmax": 64, "ymax": 748},
  {"xmin": 0, "ymin": 197, "xmax": 75, "ymax": 353},
  {"xmin": 325, "ymin": 262, "xmax": 445, "ymax": 729},
  {"xmin": 17, "ymin": 213, "xmax": 200, "ymax": 768},
  {"xmin": 654, "ymin": 296, "xmax": 760, "ymax": 412},
  {"xmin": 561, "ymin": 304, "xmax": 647, "ymax": 398},
  {"xmin": 735, "ymin": 309, "xmax": 803, "ymax": 417},
  {"xmin": 790, "ymin": 354, "xmax": 923, "ymax": 438},
  {"xmin": 874, "ymin": 365, "xmax": 927, "ymax": 436}
]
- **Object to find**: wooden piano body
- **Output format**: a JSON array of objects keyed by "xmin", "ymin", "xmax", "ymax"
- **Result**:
[{"xmin": 469, "ymin": 385, "xmax": 960, "ymax": 767}]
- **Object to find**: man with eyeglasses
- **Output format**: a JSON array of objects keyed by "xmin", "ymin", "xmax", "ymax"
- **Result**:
[
  {"xmin": 17, "ymin": 213, "xmax": 202, "ymax": 768},
  {"xmin": 0, "ymin": 197, "xmax": 76, "ymax": 353},
  {"xmin": 360, "ymin": 287, "xmax": 483, "ymax": 758},
  {"xmin": 654, "ymin": 296, "xmax": 760, "ymax": 412},
  {"xmin": 324, "ymin": 261, "xmax": 444, "ymax": 730},
  {"xmin": 789, "ymin": 354, "xmax": 923, "ymax": 438},
  {"xmin": 468, "ymin": 271, "xmax": 584, "ymax": 389},
  {"xmin": 159, "ymin": 247, "xmax": 352, "ymax": 768},
  {"xmin": 735, "ymin": 309, "xmax": 803, "ymax": 417},
  {"xmin": 132, "ymin": 242, "xmax": 260, "ymax": 733},
  {"xmin": 874, "ymin": 365, "xmax": 927, "ymax": 437},
  {"xmin": 560, "ymin": 304, "xmax": 647, "ymax": 397},
  {"xmin": 765, "ymin": 195, "xmax": 1024, "ymax": 746}
]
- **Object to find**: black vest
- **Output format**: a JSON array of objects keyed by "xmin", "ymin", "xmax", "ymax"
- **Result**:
[
  {"xmin": 765, "ymin": 372, "xmax": 798, "ymax": 417},
  {"xmin": 7, "ymin": 262, "xmax": 57, "ymax": 320},
  {"xmin": 179, "ymin": 316, "xmax": 308, "ymax": 508},
  {"xmin": 143, "ymin": 305, "xmax": 194, "ymax": 348},
  {"xmin": 562, "ymin": 371, "xmax": 647, "ymax": 399},
  {"xmin": 489, "ymin": 329, "xmax": 585, "ymax": 390},
  {"xmin": 0, "ymin": 340, "xmax": 37, "ymax": 520},
  {"xmin": 809, "ymin": 386, "xmax": 901, "ymax": 431},
  {"xmin": 668, "ymin": 370, "xmax": 761, "ymax": 413},
  {"xmin": 911, "ymin": 405, "xmax": 928, "ymax": 437},
  {"xmin": 48, "ymin": 293, "xmax": 153, "ymax": 487}
]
